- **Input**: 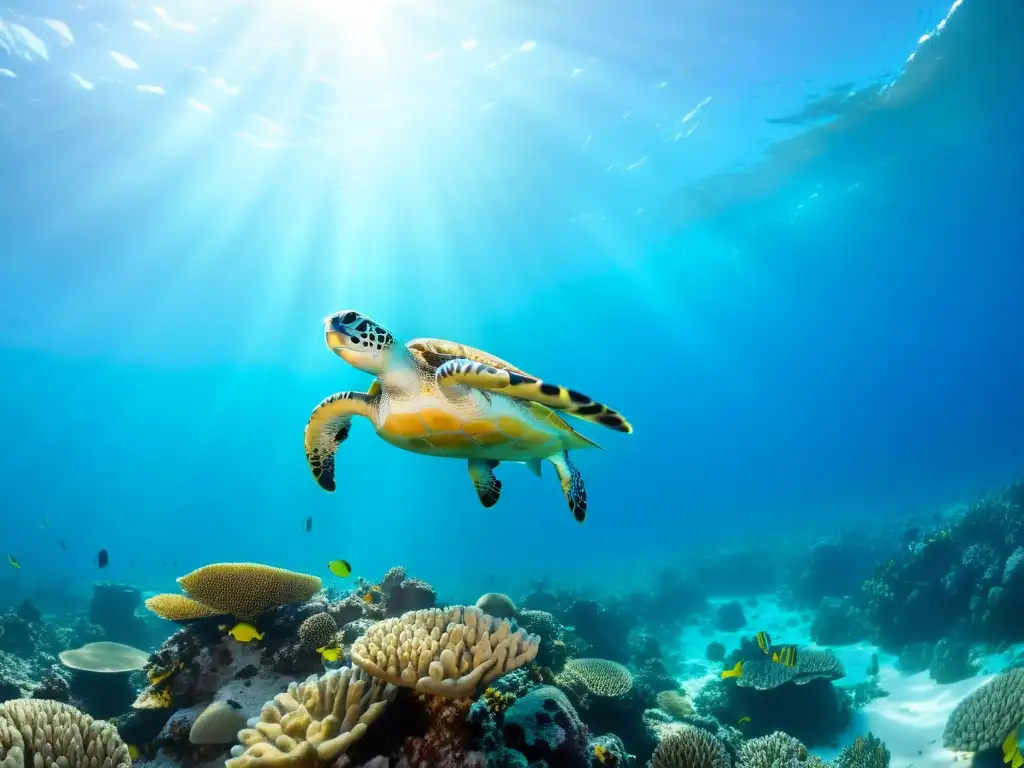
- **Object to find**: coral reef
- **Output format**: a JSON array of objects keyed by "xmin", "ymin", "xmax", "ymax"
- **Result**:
[
  {"xmin": 88, "ymin": 583, "xmax": 151, "ymax": 649},
  {"xmin": 649, "ymin": 725, "xmax": 731, "ymax": 768},
  {"xmin": 833, "ymin": 733, "xmax": 890, "ymax": 768},
  {"xmin": 943, "ymin": 666, "xmax": 1024, "ymax": 752},
  {"xmin": 715, "ymin": 602, "xmax": 747, "ymax": 633},
  {"xmin": 0, "ymin": 698, "xmax": 131, "ymax": 768},
  {"xmin": 810, "ymin": 597, "xmax": 868, "ymax": 646}
]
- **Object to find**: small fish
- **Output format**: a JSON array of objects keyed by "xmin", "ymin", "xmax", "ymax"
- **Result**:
[
  {"xmin": 58, "ymin": 539, "xmax": 66, "ymax": 551},
  {"xmin": 755, "ymin": 631, "xmax": 771, "ymax": 655},
  {"xmin": 328, "ymin": 560, "xmax": 352, "ymax": 578},
  {"xmin": 362, "ymin": 592, "xmax": 375, "ymax": 604},
  {"xmin": 317, "ymin": 645, "xmax": 341, "ymax": 663},
  {"xmin": 7, "ymin": 554, "xmax": 20, "ymax": 569},
  {"xmin": 1004, "ymin": 729, "xmax": 1024, "ymax": 768},
  {"xmin": 771, "ymin": 645, "xmax": 798, "ymax": 668},
  {"xmin": 226, "ymin": 622, "xmax": 264, "ymax": 643},
  {"xmin": 721, "ymin": 661, "xmax": 744, "ymax": 679},
  {"xmin": 593, "ymin": 744, "xmax": 616, "ymax": 765},
  {"xmin": 128, "ymin": 745, "xmax": 140, "ymax": 761},
  {"xmin": 738, "ymin": 716, "xmax": 752, "ymax": 725},
  {"xmin": 553, "ymin": 639, "xmax": 566, "ymax": 647},
  {"xmin": 305, "ymin": 516, "xmax": 313, "ymax": 532},
  {"xmin": 97, "ymin": 549, "xmax": 109, "ymax": 569}
]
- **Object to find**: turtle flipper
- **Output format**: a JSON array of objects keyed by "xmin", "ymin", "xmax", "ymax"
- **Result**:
[
  {"xmin": 304, "ymin": 391, "xmax": 374, "ymax": 492},
  {"xmin": 468, "ymin": 459, "xmax": 502, "ymax": 508},
  {"xmin": 435, "ymin": 358, "xmax": 632, "ymax": 434},
  {"xmin": 549, "ymin": 451, "xmax": 587, "ymax": 522}
]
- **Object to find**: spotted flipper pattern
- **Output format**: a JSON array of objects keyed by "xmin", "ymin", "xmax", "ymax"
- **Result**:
[
  {"xmin": 304, "ymin": 391, "xmax": 374, "ymax": 492},
  {"xmin": 468, "ymin": 458, "xmax": 502, "ymax": 508},
  {"xmin": 549, "ymin": 451, "xmax": 587, "ymax": 522},
  {"xmin": 435, "ymin": 358, "xmax": 633, "ymax": 434}
]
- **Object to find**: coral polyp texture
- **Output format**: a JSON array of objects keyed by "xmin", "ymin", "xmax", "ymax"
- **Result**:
[
  {"xmin": 349, "ymin": 606, "xmax": 540, "ymax": 698},
  {"xmin": 555, "ymin": 657, "xmax": 634, "ymax": 697},
  {"xmin": 144, "ymin": 594, "xmax": 224, "ymax": 622},
  {"xmin": 738, "ymin": 731, "xmax": 819, "ymax": 768},
  {"xmin": 943, "ymin": 667, "xmax": 1024, "ymax": 751},
  {"xmin": 298, "ymin": 613, "xmax": 339, "ymax": 651},
  {"xmin": 650, "ymin": 725, "xmax": 731, "ymax": 768},
  {"xmin": 0, "ymin": 699, "xmax": 131, "ymax": 768},
  {"xmin": 177, "ymin": 563, "xmax": 323, "ymax": 621},
  {"xmin": 226, "ymin": 666, "xmax": 396, "ymax": 768}
]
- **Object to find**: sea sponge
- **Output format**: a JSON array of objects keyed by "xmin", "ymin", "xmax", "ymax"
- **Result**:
[
  {"xmin": 833, "ymin": 733, "xmax": 890, "ymax": 768},
  {"xmin": 190, "ymin": 701, "xmax": 248, "ymax": 745},
  {"xmin": 145, "ymin": 594, "xmax": 223, "ymax": 621},
  {"xmin": 350, "ymin": 606, "xmax": 540, "ymax": 698},
  {"xmin": 656, "ymin": 690, "xmax": 695, "ymax": 720},
  {"xmin": 0, "ymin": 699, "xmax": 131, "ymax": 768},
  {"xmin": 226, "ymin": 666, "xmax": 395, "ymax": 768},
  {"xmin": 555, "ymin": 658, "xmax": 634, "ymax": 697},
  {"xmin": 738, "ymin": 731, "xmax": 811, "ymax": 768},
  {"xmin": 299, "ymin": 614, "xmax": 339, "ymax": 651},
  {"xmin": 943, "ymin": 667, "xmax": 1024, "ymax": 751},
  {"xmin": 177, "ymin": 563, "xmax": 322, "ymax": 621},
  {"xmin": 650, "ymin": 725, "xmax": 731, "ymax": 768},
  {"xmin": 475, "ymin": 593, "xmax": 518, "ymax": 619}
]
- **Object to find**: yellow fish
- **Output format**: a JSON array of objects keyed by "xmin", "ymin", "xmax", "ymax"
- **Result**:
[
  {"xmin": 128, "ymin": 746, "xmax": 140, "ymax": 761},
  {"xmin": 317, "ymin": 646, "xmax": 341, "ymax": 663},
  {"xmin": 1003, "ymin": 729, "xmax": 1024, "ymax": 768},
  {"xmin": 226, "ymin": 622, "xmax": 264, "ymax": 643},
  {"xmin": 594, "ymin": 744, "xmax": 615, "ymax": 764},
  {"xmin": 553, "ymin": 639, "xmax": 566, "ymax": 647},
  {"xmin": 738, "ymin": 716, "xmax": 752, "ymax": 726},
  {"xmin": 328, "ymin": 560, "xmax": 352, "ymax": 578},
  {"xmin": 721, "ymin": 661, "xmax": 744, "ymax": 679},
  {"xmin": 7, "ymin": 555, "xmax": 19, "ymax": 569},
  {"xmin": 755, "ymin": 631, "xmax": 771, "ymax": 655},
  {"xmin": 772, "ymin": 646, "xmax": 798, "ymax": 668}
]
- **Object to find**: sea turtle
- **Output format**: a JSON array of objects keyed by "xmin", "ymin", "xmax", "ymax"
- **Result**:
[{"xmin": 304, "ymin": 310, "xmax": 633, "ymax": 522}]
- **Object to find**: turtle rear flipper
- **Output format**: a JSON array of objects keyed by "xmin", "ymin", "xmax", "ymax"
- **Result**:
[
  {"xmin": 304, "ymin": 390, "xmax": 374, "ymax": 492},
  {"xmin": 468, "ymin": 459, "xmax": 502, "ymax": 507},
  {"xmin": 434, "ymin": 358, "xmax": 633, "ymax": 434},
  {"xmin": 549, "ymin": 451, "xmax": 587, "ymax": 523}
]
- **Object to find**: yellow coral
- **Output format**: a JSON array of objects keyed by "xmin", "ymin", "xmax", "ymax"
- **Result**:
[
  {"xmin": 556, "ymin": 658, "xmax": 633, "ymax": 698},
  {"xmin": 483, "ymin": 687, "xmax": 516, "ymax": 713},
  {"xmin": 350, "ymin": 606, "xmax": 540, "ymax": 699},
  {"xmin": 226, "ymin": 667, "xmax": 395, "ymax": 768},
  {"xmin": 144, "ymin": 594, "xmax": 223, "ymax": 621},
  {"xmin": 0, "ymin": 699, "xmax": 131, "ymax": 768},
  {"xmin": 177, "ymin": 563, "xmax": 322, "ymax": 621}
]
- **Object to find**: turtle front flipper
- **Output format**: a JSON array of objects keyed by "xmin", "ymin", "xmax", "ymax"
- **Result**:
[
  {"xmin": 549, "ymin": 451, "xmax": 588, "ymax": 522},
  {"xmin": 434, "ymin": 358, "xmax": 633, "ymax": 434},
  {"xmin": 468, "ymin": 459, "xmax": 502, "ymax": 508},
  {"xmin": 304, "ymin": 391, "xmax": 374, "ymax": 492}
]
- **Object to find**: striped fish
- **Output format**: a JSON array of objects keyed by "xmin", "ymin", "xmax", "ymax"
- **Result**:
[
  {"xmin": 771, "ymin": 645, "xmax": 799, "ymax": 668},
  {"xmin": 755, "ymin": 631, "xmax": 771, "ymax": 655}
]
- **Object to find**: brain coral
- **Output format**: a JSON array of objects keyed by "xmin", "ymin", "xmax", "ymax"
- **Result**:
[
  {"xmin": 298, "ymin": 613, "xmax": 339, "ymax": 651},
  {"xmin": 0, "ymin": 699, "xmax": 131, "ymax": 768},
  {"xmin": 177, "ymin": 563, "xmax": 322, "ymax": 621},
  {"xmin": 555, "ymin": 658, "xmax": 634, "ymax": 697},
  {"xmin": 144, "ymin": 594, "xmax": 223, "ymax": 622},
  {"xmin": 651, "ymin": 725, "xmax": 731, "ymax": 768},
  {"xmin": 943, "ymin": 667, "xmax": 1024, "ymax": 751},
  {"xmin": 350, "ymin": 606, "xmax": 539, "ymax": 698},
  {"xmin": 226, "ymin": 667, "xmax": 395, "ymax": 768}
]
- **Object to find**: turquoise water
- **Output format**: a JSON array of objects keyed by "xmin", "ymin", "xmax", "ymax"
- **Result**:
[{"xmin": 1, "ymin": 0, "xmax": 1022, "ymax": 603}]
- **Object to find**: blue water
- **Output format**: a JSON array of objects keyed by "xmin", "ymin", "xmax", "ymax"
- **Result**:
[{"xmin": 1, "ymin": 0, "xmax": 1021, "ymax": 603}]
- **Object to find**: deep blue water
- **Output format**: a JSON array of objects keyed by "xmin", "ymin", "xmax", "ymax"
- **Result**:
[{"xmin": 1, "ymin": 0, "xmax": 1021, "ymax": 603}]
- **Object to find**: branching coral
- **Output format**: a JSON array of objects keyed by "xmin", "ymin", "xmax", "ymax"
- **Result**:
[
  {"xmin": 0, "ymin": 699, "xmax": 131, "ymax": 768},
  {"xmin": 350, "ymin": 606, "xmax": 540, "ymax": 698},
  {"xmin": 226, "ymin": 666, "xmax": 395, "ymax": 768},
  {"xmin": 833, "ymin": 733, "xmax": 890, "ymax": 768},
  {"xmin": 650, "ymin": 725, "xmax": 731, "ymax": 768},
  {"xmin": 177, "ymin": 563, "xmax": 322, "ymax": 621},
  {"xmin": 656, "ymin": 690, "xmax": 694, "ymax": 720},
  {"xmin": 555, "ymin": 658, "xmax": 633, "ymax": 698},
  {"xmin": 943, "ymin": 667, "xmax": 1024, "ymax": 751}
]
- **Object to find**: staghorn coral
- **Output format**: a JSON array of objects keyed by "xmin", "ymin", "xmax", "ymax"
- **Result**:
[
  {"xmin": 350, "ymin": 606, "xmax": 540, "ymax": 698},
  {"xmin": 943, "ymin": 667, "xmax": 1024, "ymax": 751},
  {"xmin": 833, "ymin": 733, "xmax": 890, "ymax": 768},
  {"xmin": 556, "ymin": 658, "xmax": 634, "ymax": 698},
  {"xmin": 226, "ymin": 666, "xmax": 395, "ymax": 768},
  {"xmin": 0, "ymin": 699, "xmax": 131, "ymax": 768},
  {"xmin": 737, "ymin": 731, "xmax": 816, "ymax": 768},
  {"xmin": 144, "ymin": 594, "xmax": 223, "ymax": 622},
  {"xmin": 298, "ymin": 614, "xmax": 338, "ymax": 651},
  {"xmin": 177, "ymin": 563, "xmax": 322, "ymax": 621},
  {"xmin": 650, "ymin": 725, "xmax": 731, "ymax": 768},
  {"xmin": 655, "ymin": 691, "xmax": 694, "ymax": 720}
]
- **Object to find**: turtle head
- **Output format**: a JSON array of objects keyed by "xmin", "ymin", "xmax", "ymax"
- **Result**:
[{"xmin": 324, "ymin": 310, "xmax": 397, "ymax": 374}]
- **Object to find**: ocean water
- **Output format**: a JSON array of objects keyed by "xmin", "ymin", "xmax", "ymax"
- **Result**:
[{"xmin": 1, "ymin": 4, "xmax": 1024, "ymax": 763}]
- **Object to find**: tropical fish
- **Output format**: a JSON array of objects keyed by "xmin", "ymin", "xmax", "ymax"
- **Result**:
[
  {"xmin": 317, "ymin": 646, "xmax": 341, "ymax": 663},
  {"xmin": 593, "ymin": 744, "xmax": 616, "ymax": 765},
  {"xmin": 721, "ymin": 661, "xmax": 744, "ymax": 680},
  {"xmin": 328, "ymin": 560, "xmax": 352, "ymax": 578},
  {"xmin": 305, "ymin": 516, "xmax": 313, "ymax": 533},
  {"xmin": 128, "ymin": 746, "xmax": 140, "ymax": 761},
  {"xmin": 361, "ymin": 585, "xmax": 382, "ymax": 604},
  {"xmin": 738, "ymin": 716, "xmax": 752, "ymax": 726},
  {"xmin": 58, "ymin": 539, "xmax": 66, "ymax": 551},
  {"xmin": 772, "ymin": 645, "xmax": 798, "ymax": 668},
  {"xmin": 7, "ymin": 555, "xmax": 19, "ymax": 569},
  {"xmin": 553, "ymin": 639, "xmax": 566, "ymax": 647},
  {"xmin": 755, "ymin": 631, "xmax": 771, "ymax": 655},
  {"xmin": 226, "ymin": 622, "xmax": 264, "ymax": 643},
  {"xmin": 1003, "ymin": 729, "xmax": 1024, "ymax": 768},
  {"xmin": 97, "ymin": 549, "xmax": 109, "ymax": 569}
]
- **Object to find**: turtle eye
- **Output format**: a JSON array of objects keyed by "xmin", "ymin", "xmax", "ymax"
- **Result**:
[{"xmin": 341, "ymin": 311, "xmax": 358, "ymax": 325}]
